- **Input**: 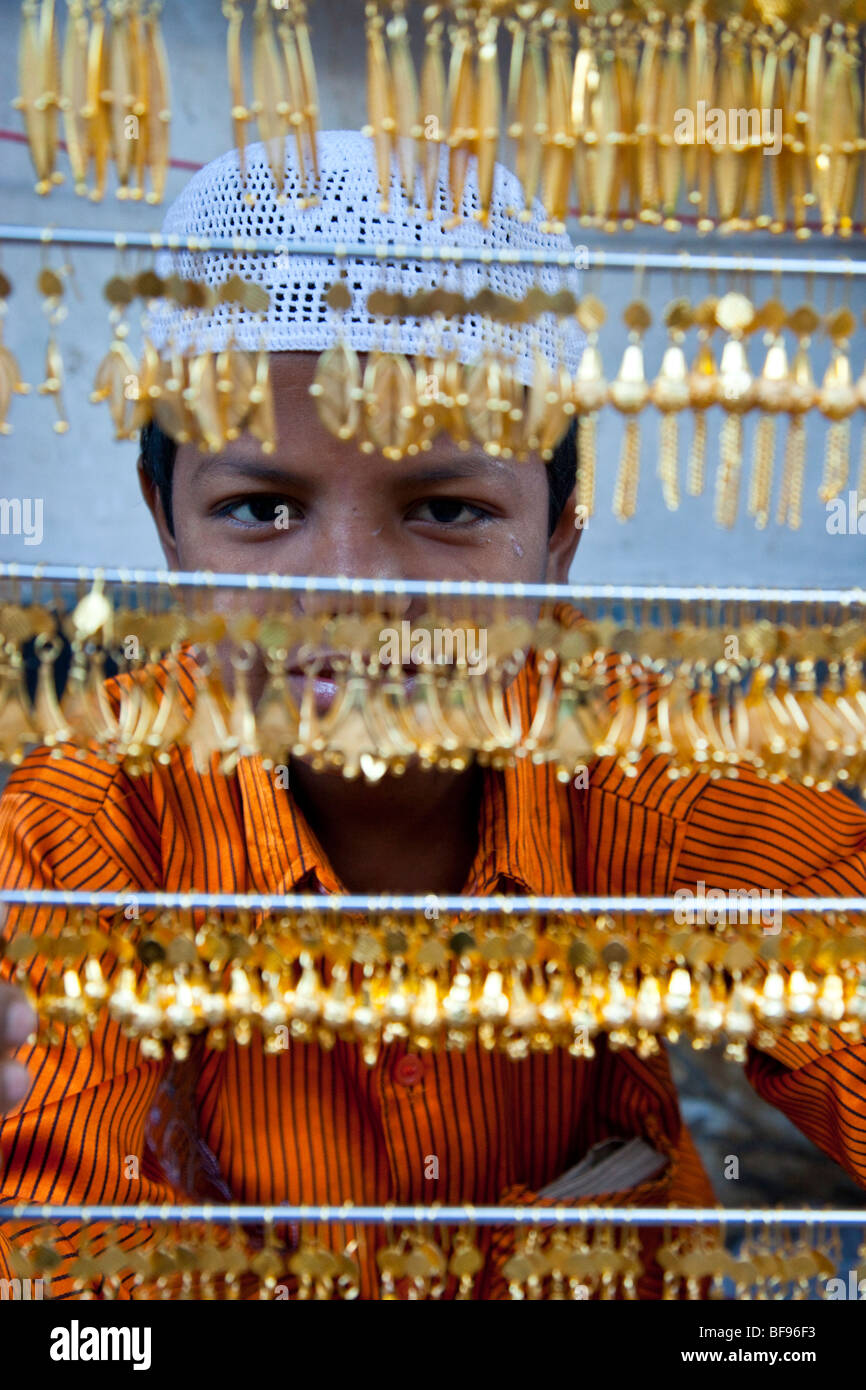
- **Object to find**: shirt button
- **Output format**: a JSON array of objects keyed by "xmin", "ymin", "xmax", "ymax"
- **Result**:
[{"xmin": 394, "ymin": 1055, "xmax": 424, "ymax": 1088}]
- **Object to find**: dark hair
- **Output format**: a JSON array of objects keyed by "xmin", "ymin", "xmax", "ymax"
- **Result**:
[{"xmin": 140, "ymin": 416, "xmax": 578, "ymax": 538}]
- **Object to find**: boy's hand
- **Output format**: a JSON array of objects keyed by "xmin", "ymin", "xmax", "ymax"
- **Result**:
[{"xmin": 0, "ymin": 959, "xmax": 36, "ymax": 1110}]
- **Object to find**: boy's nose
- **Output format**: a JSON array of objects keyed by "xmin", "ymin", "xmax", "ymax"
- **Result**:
[{"xmin": 289, "ymin": 507, "xmax": 413, "ymax": 619}]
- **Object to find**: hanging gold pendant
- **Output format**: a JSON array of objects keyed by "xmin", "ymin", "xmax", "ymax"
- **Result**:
[
  {"xmin": 714, "ymin": 291, "xmax": 756, "ymax": 528},
  {"xmin": 252, "ymin": 0, "xmax": 287, "ymax": 196},
  {"xmin": 465, "ymin": 351, "xmax": 511, "ymax": 459},
  {"xmin": 817, "ymin": 307, "xmax": 858, "ymax": 504},
  {"xmin": 247, "ymin": 348, "xmax": 278, "ymax": 455},
  {"xmin": 419, "ymin": 7, "xmax": 446, "ymax": 219},
  {"xmin": 444, "ymin": 7, "xmax": 475, "ymax": 224},
  {"xmin": 90, "ymin": 332, "xmax": 138, "ymax": 438},
  {"xmin": 363, "ymin": 2, "xmax": 395, "ymax": 212},
  {"xmin": 656, "ymin": 17, "xmax": 686, "ymax": 231},
  {"xmin": 16, "ymin": 0, "xmax": 63, "ymax": 195},
  {"xmin": 105, "ymin": 0, "xmax": 136, "ymax": 199},
  {"xmin": 36, "ymin": 265, "xmax": 70, "ymax": 434},
  {"xmin": 142, "ymin": 1, "xmax": 171, "ymax": 205},
  {"xmin": 152, "ymin": 344, "xmax": 194, "ymax": 443},
  {"xmin": 540, "ymin": 16, "xmax": 574, "ymax": 234},
  {"xmin": 225, "ymin": 0, "xmax": 253, "ymax": 194},
  {"xmin": 686, "ymin": 298, "xmax": 720, "ymax": 497},
  {"xmin": 570, "ymin": 22, "xmax": 595, "ymax": 223},
  {"xmin": 387, "ymin": 0, "xmax": 419, "ymax": 206},
  {"xmin": 61, "ymin": 0, "xmax": 91, "ymax": 196},
  {"xmin": 651, "ymin": 299, "xmax": 693, "ymax": 511},
  {"xmin": 589, "ymin": 38, "xmax": 620, "ymax": 231},
  {"xmin": 310, "ymin": 342, "xmax": 363, "ymax": 441},
  {"xmin": 610, "ymin": 299, "xmax": 652, "ymax": 522},
  {"xmin": 749, "ymin": 298, "xmax": 790, "ymax": 529},
  {"xmin": 276, "ymin": 1, "xmax": 311, "ymax": 203},
  {"xmin": 291, "ymin": 0, "xmax": 320, "ymax": 188},
  {"xmin": 0, "ymin": 273, "xmax": 31, "ymax": 436},
  {"xmin": 776, "ymin": 303, "xmax": 819, "ymax": 530},
  {"xmin": 523, "ymin": 349, "xmax": 573, "ymax": 463},
  {"xmin": 184, "ymin": 350, "xmax": 225, "ymax": 455},
  {"xmin": 85, "ymin": 0, "xmax": 111, "ymax": 201},
  {"xmin": 363, "ymin": 350, "xmax": 417, "ymax": 460},
  {"xmin": 572, "ymin": 294, "xmax": 608, "ymax": 520},
  {"xmin": 473, "ymin": 11, "xmax": 500, "ymax": 225}
]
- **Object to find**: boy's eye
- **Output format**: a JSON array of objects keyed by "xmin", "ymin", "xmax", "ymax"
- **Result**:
[
  {"xmin": 407, "ymin": 498, "xmax": 487, "ymax": 526},
  {"xmin": 218, "ymin": 496, "xmax": 298, "ymax": 526}
]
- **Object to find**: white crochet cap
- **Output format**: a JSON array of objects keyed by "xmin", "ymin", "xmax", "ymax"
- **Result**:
[{"xmin": 146, "ymin": 130, "xmax": 585, "ymax": 386}]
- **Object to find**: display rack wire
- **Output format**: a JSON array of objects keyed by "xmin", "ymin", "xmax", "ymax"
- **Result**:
[{"xmin": 2, "ymin": 223, "xmax": 866, "ymax": 277}]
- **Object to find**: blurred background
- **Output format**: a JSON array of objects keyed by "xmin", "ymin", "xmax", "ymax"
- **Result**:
[
  {"xmin": 0, "ymin": 0, "xmax": 863, "ymax": 580},
  {"xmin": 0, "ymin": 0, "xmax": 864, "ymax": 1256}
]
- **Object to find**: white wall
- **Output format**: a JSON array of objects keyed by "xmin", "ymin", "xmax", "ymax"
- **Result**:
[{"xmin": 0, "ymin": 0, "xmax": 863, "ymax": 584}]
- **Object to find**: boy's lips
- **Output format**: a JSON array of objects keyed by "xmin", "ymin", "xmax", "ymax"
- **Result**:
[{"xmin": 286, "ymin": 661, "xmax": 419, "ymax": 714}]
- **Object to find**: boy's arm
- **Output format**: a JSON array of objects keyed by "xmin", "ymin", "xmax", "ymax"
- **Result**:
[
  {"xmin": 744, "ymin": 840, "xmax": 866, "ymax": 1188},
  {"xmin": 670, "ymin": 770, "xmax": 866, "ymax": 1189},
  {"xmin": 0, "ymin": 978, "xmax": 35, "ymax": 1113},
  {"xmin": 0, "ymin": 753, "xmax": 176, "ymax": 1297}
]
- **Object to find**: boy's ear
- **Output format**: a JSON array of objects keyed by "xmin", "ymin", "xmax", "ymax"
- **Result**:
[
  {"xmin": 544, "ymin": 487, "xmax": 583, "ymax": 583},
  {"xmin": 137, "ymin": 458, "xmax": 180, "ymax": 568}
]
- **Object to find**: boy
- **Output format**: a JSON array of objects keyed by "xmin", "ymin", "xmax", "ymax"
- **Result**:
[{"xmin": 1, "ymin": 134, "xmax": 865, "ymax": 1300}]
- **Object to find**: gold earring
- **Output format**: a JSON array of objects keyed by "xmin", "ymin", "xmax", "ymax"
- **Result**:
[
  {"xmin": 16, "ymin": 0, "xmax": 63, "ymax": 196},
  {"xmin": 572, "ymin": 293, "xmax": 608, "ymax": 520},
  {"xmin": 713, "ymin": 289, "xmax": 756, "ymax": 528},
  {"xmin": 224, "ymin": 0, "xmax": 255, "ymax": 198},
  {"xmin": 611, "ymin": 296, "xmax": 652, "ymax": 522},
  {"xmin": 686, "ymin": 296, "xmax": 720, "ymax": 498},
  {"xmin": 776, "ymin": 301, "xmax": 819, "ymax": 531},
  {"xmin": 0, "ymin": 272, "xmax": 31, "ymax": 435},
  {"xmin": 251, "ymin": 0, "xmax": 286, "ymax": 198},
  {"xmin": 363, "ymin": 1, "xmax": 395, "ymax": 213},
  {"xmin": 387, "ymin": 0, "xmax": 420, "ymax": 208},
  {"xmin": 651, "ymin": 298, "xmax": 693, "ymax": 511},
  {"xmin": 90, "ymin": 271, "xmax": 139, "ymax": 439},
  {"xmin": 309, "ymin": 277, "xmax": 363, "ymax": 441},
  {"xmin": 817, "ymin": 304, "xmax": 858, "ymax": 506},
  {"xmin": 749, "ymin": 293, "xmax": 790, "ymax": 530},
  {"xmin": 36, "ymin": 263, "xmax": 70, "ymax": 434}
]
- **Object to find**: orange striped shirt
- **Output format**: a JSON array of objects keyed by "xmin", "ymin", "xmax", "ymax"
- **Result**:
[{"xmin": 1, "ymin": 623, "xmax": 865, "ymax": 1298}]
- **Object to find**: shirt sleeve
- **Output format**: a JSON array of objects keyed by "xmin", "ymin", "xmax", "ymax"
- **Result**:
[
  {"xmin": 744, "ymin": 834, "xmax": 866, "ymax": 1190},
  {"xmin": 0, "ymin": 748, "xmax": 176, "ymax": 1298},
  {"xmin": 672, "ymin": 770, "xmax": 866, "ymax": 1190}
]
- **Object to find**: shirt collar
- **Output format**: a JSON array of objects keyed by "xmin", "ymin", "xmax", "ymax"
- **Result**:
[
  {"xmin": 234, "ymin": 652, "xmax": 569, "ymax": 900},
  {"xmin": 175, "ymin": 610, "xmax": 704, "ymax": 900}
]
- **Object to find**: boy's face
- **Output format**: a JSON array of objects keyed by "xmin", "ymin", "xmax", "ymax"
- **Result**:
[{"xmin": 141, "ymin": 351, "xmax": 580, "ymax": 588}]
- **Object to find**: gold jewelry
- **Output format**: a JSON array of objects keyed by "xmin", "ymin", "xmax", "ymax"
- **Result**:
[
  {"xmin": 0, "ymin": 272, "xmax": 31, "ymax": 435},
  {"xmin": 36, "ymin": 263, "xmax": 70, "ymax": 434},
  {"xmin": 611, "ymin": 295, "xmax": 652, "ymax": 522},
  {"xmin": 651, "ymin": 298, "xmax": 693, "ymax": 511},
  {"xmin": 817, "ymin": 304, "xmax": 858, "ymax": 504},
  {"xmin": 713, "ymin": 290, "xmax": 756, "ymax": 528}
]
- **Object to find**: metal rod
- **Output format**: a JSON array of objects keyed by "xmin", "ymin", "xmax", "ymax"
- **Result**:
[
  {"xmin": 2, "ymin": 1203, "xmax": 865, "ymax": 1227},
  {"xmin": 1, "ymin": 889, "xmax": 863, "ymax": 914},
  {"xmin": 1, "ymin": 562, "xmax": 864, "ymax": 608},
  {"xmin": 1, "ymin": 222, "xmax": 865, "ymax": 277}
]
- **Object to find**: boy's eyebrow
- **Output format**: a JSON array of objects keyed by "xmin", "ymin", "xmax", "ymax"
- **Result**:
[
  {"xmin": 395, "ymin": 459, "xmax": 512, "ymax": 484},
  {"xmin": 190, "ymin": 457, "xmax": 304, "ymax": 488},
  {"xmin": 191, "ymin": 455, "xmax": 512, "ymax": 487}
]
